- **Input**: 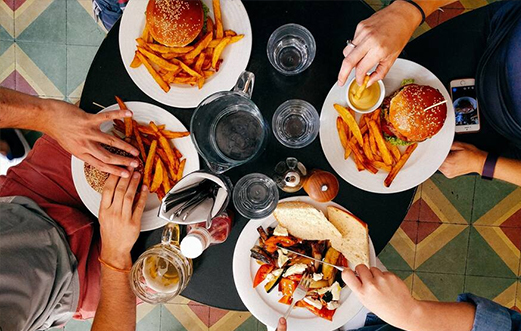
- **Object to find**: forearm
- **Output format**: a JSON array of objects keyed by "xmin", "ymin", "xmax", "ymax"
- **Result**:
[
  {"xmin": 0, "ymin": 87, "xmax": 58, "ymax": 133},
  {"xmin": 398, "ymin": 0, "xmax": 457, "ymax": 18},
  {"xmin": 92, "ymin": 253, "xmax": 136, "ymax": 331},
  {"xmin": 493, "ymin": 157, "xmax": 521, "ymax": 187},
  {"xmin": 397, "ymin": 300, "xmax": 475, "ymax": 331}
]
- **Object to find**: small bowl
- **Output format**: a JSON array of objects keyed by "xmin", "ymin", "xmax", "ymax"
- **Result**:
[{"xmin": 345, "ymin": 77, "xmax": 385, "ymax": 114}]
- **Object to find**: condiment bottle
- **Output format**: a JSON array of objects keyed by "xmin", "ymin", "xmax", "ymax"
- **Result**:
[
  {"xmin": 180, "ymin": 211, "xmax": 233, "ymax": 259},
  {"xmin": 273, "ymin": 157, "xmax": 308, "ymax": 193}
]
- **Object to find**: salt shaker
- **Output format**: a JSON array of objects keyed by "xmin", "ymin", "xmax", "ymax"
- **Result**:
[{"xmin": 273, "ymin": 157, "xmax": 308, "ymax": 193}]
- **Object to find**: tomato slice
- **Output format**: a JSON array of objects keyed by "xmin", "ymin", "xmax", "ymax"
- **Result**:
[
  {"xmin": 337, "ymin": 254, "xmax": 349, "ymax": 268},
  {"xmin": 264, "ymin": 236, "xmax": 298, "ymax": 247},
  {"xmin": 287, "ymin": 274, "xmax": 303, "ymax": 282},
  {"xmin": 253, "ymin": 264, "xmax": 274, "ymax": 288},
  {"xmin": 278, "ymin": 296, "xmax": 293, "ymax": 305},
  {"xmin": 299, "ymin": 300, "xmax": 337, "ymax": 321},
  {"xmin": 279, "ymin": 278, "xmax": 297, "ymax": 297}
]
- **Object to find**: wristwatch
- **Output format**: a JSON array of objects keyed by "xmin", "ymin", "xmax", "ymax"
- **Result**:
[{"xmin": 482, "ymin": 153, "xmax": 499, "ymax": 180}]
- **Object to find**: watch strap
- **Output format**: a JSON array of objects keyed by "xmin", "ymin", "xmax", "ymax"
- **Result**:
[{"xmin": 482, "ymin": 153, "xmax": 499, "ymax": 180}]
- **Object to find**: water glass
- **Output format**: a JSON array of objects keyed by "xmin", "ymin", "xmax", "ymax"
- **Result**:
[
  {"xmin": 267, "ymin": 24, "xmax": 316, "ymax": 75},
  {"xmin": 272, "ymin": 99, "xmax": 319, "ymax": 148},
  {"xmin": 233, "ymin": 173, "xmax": 279, "ymax": 219}
]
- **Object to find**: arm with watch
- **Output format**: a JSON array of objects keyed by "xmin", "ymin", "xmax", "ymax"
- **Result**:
[{"xmin": 439, "ymin": 141, "xmax": 521, "ymax": 187}]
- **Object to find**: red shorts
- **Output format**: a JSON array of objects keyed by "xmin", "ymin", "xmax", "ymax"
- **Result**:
[{"xmin": 0, "ymin": 135, "xmax": 100, "ymax": 320}]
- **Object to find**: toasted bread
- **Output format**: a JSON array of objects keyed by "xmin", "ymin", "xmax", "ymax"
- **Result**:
[
  {"xmin": 272, "ymin": 201, "xmax": 342, "ymax": 241},
  {"xmin": 327, "ymin": 206, "xmax": 370, "ymax": 267}
]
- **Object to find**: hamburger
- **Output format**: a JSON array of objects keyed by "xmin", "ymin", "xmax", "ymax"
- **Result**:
[
  {"xmin": 146, "ymin": 0, "xmax": 204, "ymax": 47},
  {"xmin": 381, "ymin": 83, "xmax": 447, "ymax": 145},
  {"xmin": 84, "ymin": 145, "xmax": 144, "ymax": 193}
]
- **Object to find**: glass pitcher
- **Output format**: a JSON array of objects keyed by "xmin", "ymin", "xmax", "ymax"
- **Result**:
[
  {"xmin": 190, "ymin": 71, "xmax": 269, "ymax": 174},
  {"xmin": 130, "ymin": 223, "xmax": 192, "ymax": 304}
]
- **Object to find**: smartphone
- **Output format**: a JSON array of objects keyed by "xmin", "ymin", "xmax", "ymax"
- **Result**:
[{"xmin": 450, "ymin": 78, "xmax": 480, "ymax": 133}]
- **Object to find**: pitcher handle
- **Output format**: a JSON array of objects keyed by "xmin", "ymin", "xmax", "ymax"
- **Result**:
[
  {"xmin": 232, "ymin": 71, "xmax": 255, "ymax": 99},
  {"xmin": 161, "ymin": 222, "xmax": 180, "ymax": 247}
]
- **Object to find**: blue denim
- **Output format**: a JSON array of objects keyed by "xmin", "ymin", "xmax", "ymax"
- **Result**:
[
  {"xmin": 92, "ymin": 0, "xmax": 127, "ymax": 31},
  {"xmin": 348, "ymin": 293, "xmax": 521, "ymax": 331}
]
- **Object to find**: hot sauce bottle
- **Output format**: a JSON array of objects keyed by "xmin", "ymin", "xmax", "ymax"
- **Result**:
[{"xmin": 180, "ymin": 211, "xmax": 233, "ymax": 259}]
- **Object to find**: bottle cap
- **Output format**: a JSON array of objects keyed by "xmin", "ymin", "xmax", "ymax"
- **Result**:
[{"xmin": 180, "ymin": 234, "xmax": 206, "ymax": 259}]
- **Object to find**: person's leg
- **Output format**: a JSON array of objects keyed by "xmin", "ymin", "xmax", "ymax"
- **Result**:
[{"xmin": 403, "ymin": 3, "xmax": 506, "ymax": 154}]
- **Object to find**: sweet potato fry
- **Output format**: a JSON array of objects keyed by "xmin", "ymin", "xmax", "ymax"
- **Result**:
[
  {"xmin": 173, "ymin": 77, "xmax": 197, "ymax": 84},
  {"xmin": 334, "ymin": 104, "xmax": 363, "ymax": 146},
  {"xmin": 212, "ymin": 36, "xmax": 231, "ymax": 69},
  {"xmin": 373, "ymin": 161, "xmax": 392, "ymax": 172},
  {"xmin": 147, "ymin": 44, "xmax": 194, "ymax": 54},
  {"xmin": 150, "ymin": 158, "xmax": 164, "ymax": 193},
  {"xmin": 135, "ymin": 52, "xmax": 170, "ymax": 92},
  {"xmin": 176, "ymin": 159, "xmax": 186, "ymax": 181},
  {"xmin": 130, "ymin": 52, "xmax": 142, "ymax": 68},
  {"xmin": 161, "ymin": 130, "xmax": 190, "ymax": 139},
  {"xmin": 213, "ymin": 0, "xmax": 223, "ymax": 38},
  {"xmin": 143, "ymin": 140, "xmax": 157, "ymax": 187},
  {"xmin": 156, "ymin": 187, "xmax": 166, "ymax": 202},
  {"xmin": 368, "ymin": 120, "xmax": 393, "ymax": 166},
  {"xmin": 170, "ymin": 58, "xmax": 202, "ymax": 78},
  {"xmin": 174, "ymin": 147, "xmax": 183, "ymax": 159},
  {"xmin": 132, "ymin": 120, "xmax": 147, "ymax": 160},
  {"xmin": 161, "ymin": 52, "xmax": 184, "ymax": 59},
  {"xmin": 194, "ymin": 53, "xmax": 205, "ymax": 73},
  {"xmin": 162, "ymin": 166, "xmax": 171, "ymax": 194},
  {"xmin": 137, "ymin": 46, "xmax": 179, "ymax": 71},
  {"xmin": 225, "ymin": 30, "xmax": 237, "ymax": 37},
  {"xmin": 150, "ymin": 121, "xmax": 179, "ymax": 171},
  {"xmin": 184, "ymin": 32, "xmax": 213, "ymax": 60},
  {"xmin": 208, "ymin": 34, "xmax": 244, "ymax": 48},
  {"xmin": 115, "ymin": 96, "xmax": 132, "ymax": 138},
  {"xmin": 384, "ymin": 143, "xmax": 418, "ymax": 187}
]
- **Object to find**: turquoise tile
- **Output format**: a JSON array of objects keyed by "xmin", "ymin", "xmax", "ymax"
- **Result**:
[
  {"xmin": 67, "ymin": 0, "xmax": 105, "ymax": 46},
  {"xmin": 160, "ymin": 305, "xmax": 188, "ymax": 331},
  {"xmin": 0, "ymin": 23, "xmax": 13, "ymax": 41},
  {"xmin": 66, "ymin": 45, "xmax": 98, "ymax": 96},
  {"xmin": 0, "ymin": 40, "xmax": 13, "ymax": 57},
  {"xmin": 472, "ymin": 179, "xmax": 518, "ymax": 222},
  {"xmin": 47, "ymin": 327, "xmax": 64, "ymax": 331},
  {"xmin": 17, "ymin": 41, "xmax": 66, "ymax": 96},
  {"xmin": 16, "ymin": 0, "xmax": 66, "ymax": 43},
  {"xmin": 64, "ymin": 319, "xmax": 92, "ymax": 331},
  {"xmin": 464, "ymin": 275, "xmax": 516, "ymax": 301},
  {"xmin": 137, "ymin": 305, "xmax": 161, "ymax": 331}
]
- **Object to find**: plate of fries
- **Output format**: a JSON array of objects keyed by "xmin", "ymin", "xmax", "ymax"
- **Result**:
[
  {"xmin": 320, "ymin": 59, "xmax": 455, "ymax": 194},
  {"xmin": 119, "ymin": 0, "xmax": 252, "ymax": 108},
  {"xmin": 71, "ymin": 101, "xmax": 200, "ymax": 231}
]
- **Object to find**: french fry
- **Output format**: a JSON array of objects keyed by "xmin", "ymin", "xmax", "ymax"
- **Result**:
[
  {"xmin": 157, "ymin": 148, "xmax": 177, "ymax": 178},
  {"xmin": 203, "ymin": 70, "xmax": 215, "ymax": 78},
  {"xmin": 150, "ymin": 121, "xmax": 179, "ymax": 171},
  {"xmin": 156, "ymin": 187, "xmax": 166, "ymax": 202},
  {"xmin": 207, "ymin": 17, "xmax": 214, "ymax": 34},
  {"xmin": 130, "ymin": 52, "xmax": 142, "ymax": 68},
  {"xmin": 363, "ymin": 135, "xmax": 374, "ymax": 161},
  {"xmin": 162, "ymin": 166, "xmax": 171, "ymax": 194},
  {"xmin": 195, "ymin": 53, "xmax": 205, "ymax": 73},
  {"xmin": 197, "ymin": 77, "xmax": 205, "ymax": 89},
  {"xmin": 142, "ymin": 24, "xmax": 149, "ymax": 41},
  {"xmin": 386, "ymin": 141, "xmax": 401, "ymax": 162},
  {"xmin": 150, "ymin": 158, "xmax": 164, "ymax": 193},
  {"xmin": 133, "ymin": 120, "xmax": 147, "ymax": 160},
  {"xmin": 373, "ymin": 161, "xmax": 392, "ymax": 172},
  {"xmin": 147, "ymin": 44, "xmax": 194, "ymax": 54},
  {"xmin": 355, "ymin": 75, "xmax": 370, "ymax": 100},
  {"xmin": 170, "ymin": 58, "xmax": 202, "ymax": 78},
  {"xmin": 137, "ymin": 47, "xmax": 179, "ymax": 71},
  {"xmin": 174, "ymin": 147, "xmax": 183, "ymax": 159},
  {"xmin": 225, "ymin": 30, "xmax": 237, "ymax": 37},
  {"xmin": 213, "ymin": 0, "xmax": 223, "ymax": 38},
  {"xmin": 161, "ymin": 52, "xmax": 185, "ymax": 59},
  {"xmin": 368, "ymin": 120, "xmax": 393, "ymax": 166},
  {"xmin": 176, "ymin": 159, "xmax": 186, "ymax": 181},
  {"xmin": 143, "ymin": 140, "xmax": 157, "ymax": 187},
  {"xmin": 208, "ymin": 34, "xmax": 244, "ymax": 48},
  {"xmin": 161, "ymin": 130, "xmax": 190, "ymax": 139},
  {"xmin": 136, "ymin": 38, "xmax": 147, "ymax": 48},
  {"xmin": 135, "ymin": 52, "xmax": 170, "ymax": 92},
  {"xmin": 369, "ymin": 130, "xmax": 378, "ymax": 156},
  {"xmin": 384, "ymin": 143, "xmax": 418, "ymax": 187},
  {"xmin": 371, "ymin": 108, "xmax": 381, "ymax": 121},
  {"xmin": 173, "ymin": 77, "xmax": 197, "ymax": 84},
  {"xmin": 350, "ymin": 140, "xmax": 378, "ymax": 174},
  {"xmin": 353, "ymin": 153, "xmax": 365, "ymax": 171},
  {"xmin": 347, "ymin": 140, "xmax": 366, "ymax": 171},
  {"xmin": 334, "ymin": 104, "xmax": 363, "ymax": 146},
  {"xmin": 115, "ymin": 96, "xmax": 132, "ymax": 138},
  {"xmin": 184, "ymin": 32, "xmax": 213, "ymax": 60},
  {"xmin": 212, "ymin": 36, "xmax": 231, "ymax": 69},
  {"xmin": 336, "ymin": 117, "xmax": 351, "ymax": 160}
]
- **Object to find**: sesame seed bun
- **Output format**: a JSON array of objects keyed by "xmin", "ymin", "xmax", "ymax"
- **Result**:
[
  {"xmin": 84, "ymin": 146, "xmax": 144, "ymax": 194},
  {"xmin": 383, "ymin": 84, "xmax": 447, "ymax": 143},
  {"xmin": 146, "ymin": 0, "xmax": 204, "ymax": 47}
]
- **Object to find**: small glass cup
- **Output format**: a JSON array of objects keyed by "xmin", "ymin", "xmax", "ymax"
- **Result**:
[
  {"xmin": 272, "ymin": 99, "xmax": 319, "ymax": 148},
  {"xmin": 233, "ymin": 173, "xmax": 279, "ymax": 219},
  {"xmin": 267, "ymin": 24, "xmax": 316, "ymax": 76}
]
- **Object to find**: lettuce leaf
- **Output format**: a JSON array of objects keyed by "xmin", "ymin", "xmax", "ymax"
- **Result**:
[
  {"xmin": 400, "ymin": 78, "xmax": 415, "ymax": 86},
  {"xmin": 383, "ymin": 133, "xmax": 413, "ymax": 146},
  {"xmin": 202, "ymin": 3, "xmax": 209, "ymax": 32}
]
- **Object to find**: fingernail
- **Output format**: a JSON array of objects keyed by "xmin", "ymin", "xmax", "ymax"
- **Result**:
[
  {"xmin": 131, "ymin": 161, "xmax": 139, "ymax": 168},
  {"xmin": 133, "ymin": 172, "xmax": 140, "ymax": 179},
  {"xmin": 142, "ymin": 185, "xmax": 148, "ymax": 192},
  {"xmin": 121, "ymin": 171, "xmax": 129, "ymax": 178},
  {"xmin": 125, "ymin": 111, "xmax": 132, "ymax": 117},
  {"xmin": 337, "ymin": 80, "xmax": 344, "ymax": 87},
  {"xmin": 131, "ymin": 149, "xmax": 139, "ymax": 156}
]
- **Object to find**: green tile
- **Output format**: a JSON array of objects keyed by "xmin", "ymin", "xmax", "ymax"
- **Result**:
[
  {"xmin": 17, "ymin": 0, "xmax": 66, "ymax": 43},
  {"xmin": 235, "ymin": 315, "xmax": 258, "ymax": 331},
  {"xmin": 47, "ymin": 328, "xmax": 64, "ymax": 331},
  {"xmin": 137, "ymin": 305, "xmax": 161, "ymax": 331},
  {"xmin": 416, "ymin": 272, "xmax": 464, "ymax": 302},
  {"xmin": 429, "ymin": 172, "xmax": 476, "ymax": 223},
  {"xmin": 17, "ymin": 41, "xmax": 66, "ymax": 96},
  {"xmin": 64, "ymin": 319, "xmax": 92, "ymax": 331},
  {"xmin": 0, "ymin": 40, "xmax": 13, "ymax": 56},
  {"xmin": 416, "ymin": 225, "xmax": 469, "ymax": 274},
  {"xmin": 0, "ymin": 24, "xmax": 13, "ymax": 41},
  {"xmin": 160, "ymin": 306, "xmax": 188, "ymax": 331},
  {"xmin": 464, "ymin": 275, "xmax": 516, "ymax": 301},
  {"xmin": 472, "ymin": 179, "xmax": 518, "ymax": 222},
  {"xmin": 466, "ymin": 226, "xmax": 517, "ymax": 278},
  {"xmin": 378, "ymin": 243, "xmax": 413, "ymax": 272},
  {"xmin": 67, "ymin": 0, "xmax": 105, "ymax": 46},
  {"xmin": 257, "ymin": 320, "xmax": 268, "ymax": 331},
  {"xmin": 394, "ymin": 270, "xmax": 413, "ymax": 282},
  {"xmin": 66, "ymin": 45, "xmax": 98, "ymax": 96}
]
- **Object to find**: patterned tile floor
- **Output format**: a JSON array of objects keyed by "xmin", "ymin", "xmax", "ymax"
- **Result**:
[{"xmin": 2, "ymin": 0, "xmax": 518, "ymax": 330}]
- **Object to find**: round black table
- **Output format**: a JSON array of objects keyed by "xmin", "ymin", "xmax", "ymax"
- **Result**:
[{"xmin": 80, "ymin": 0, "xmax": 415, "ymax": 311}]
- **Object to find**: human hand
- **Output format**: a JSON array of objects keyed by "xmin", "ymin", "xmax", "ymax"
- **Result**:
[
  {"xmin": 276, "ymin": 317, "xmax": 287, "ymax": 331},
  {"xmin": 45, "ymin": 99, "xmax": 140, "ymax": 177},
  {"xmin": 337, "ymin": 1, "xmax": 423, "ymax": 87},
  {"xmin": 439, "ymin": 141, "xmax": 487, "ymax": 178},
  {"xmin": 342, "ymin": 265, "xmax": 418, "ymax": 328},
  {"xmin": 98, "ymin": 172, "xmax": 148, "ymax": 269}
]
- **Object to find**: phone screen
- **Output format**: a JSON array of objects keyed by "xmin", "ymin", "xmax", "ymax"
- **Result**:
[{"xmin": 452, "ymin": 85, "xmax": 479, "ymax": 126}]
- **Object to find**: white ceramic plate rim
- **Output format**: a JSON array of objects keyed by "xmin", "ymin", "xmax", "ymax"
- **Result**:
[
  {"xmin": 233, "ymin": 196, "xmax": 377, "ymax": 331},
  {"xmin": 119, "ymin": 0, "xmax": 253, "ymax": 108},
  {"xmin": 71, "ymin": 102, "xmax": 200, "ymax": 231},
  {"xmin": 319, "ymin": 58, "xmax": 455, "ymax": 194}
]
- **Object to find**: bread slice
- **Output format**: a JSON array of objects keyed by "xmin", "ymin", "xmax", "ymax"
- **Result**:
[
  {"xmin": 273, "ymin": 201, "xmax": 342, "ymax": 241},
  {"xmin": 327, "ymin": 206, "xmax": 370, "ymax": 267}
]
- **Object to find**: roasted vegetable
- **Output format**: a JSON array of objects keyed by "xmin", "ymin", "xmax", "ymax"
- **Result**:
[
  {"xmin": 265, "ymin": 266, "xmax": 288, "ymax": 293},
  {"xmin": 257, "ymin": 226, "xmax": 269, "ymax": 242},
  {"xmin": 253, "ymin": 264, "xmax": 274, "ymax": 288},
  {"xmin": 250, "ymin": 246, "xmax": 274, "ymax": 265},
  {"xmin": 322, "ymin": 247, "xmax": 341, "ymax": 281}
]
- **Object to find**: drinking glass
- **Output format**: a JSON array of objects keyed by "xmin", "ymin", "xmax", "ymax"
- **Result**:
[
  {"xmin": 267, "ymin": 24, "xmax": 316, "ymax": 75},
  {"xmin": 233, "ymin": 173, "xmax": 279, "ymax": 219},
  {"xmin": 272, "ymin": 99, "xmax": 319, "ymax": 148}
]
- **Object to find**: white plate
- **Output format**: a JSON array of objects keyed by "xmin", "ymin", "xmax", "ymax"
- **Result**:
[
  {"xmin": 119, "ymin": 0, "xmax": 253, "ymax": 108},
  {"xmin": 71, "ymin": 102, "xmax": 200, "ymax": 231},
  {"xmin": 320, "ymin": 59, "xmax": 455, "ymax": 194},
  {"xmin": 233, "ymin": 196, "xmax": 377, "ymax": 331}
]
